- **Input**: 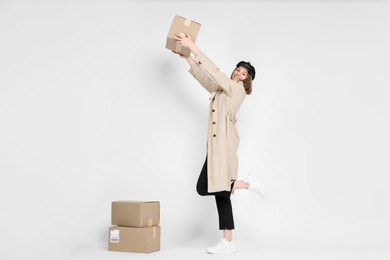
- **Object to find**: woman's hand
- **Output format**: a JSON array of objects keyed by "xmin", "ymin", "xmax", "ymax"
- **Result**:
[
  {"xmin": 172, "ymin": 50, "xmax": 187, "ymax": 59},
  {"xmin": 173, "ymin": 33, "xmax": 200, "ymax": 56},
  {"xmin": 173, "ymin": 33, "xmax": 194, "ymax": 48}
]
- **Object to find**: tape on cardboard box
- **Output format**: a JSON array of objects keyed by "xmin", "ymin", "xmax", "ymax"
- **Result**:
[
  {"xmin": 184, "ymin": 19, "xmax": 191, "ymax": 26},
  {"xmin": 153, "ymin": 226, "xmax": 157, "ymax": 239}
]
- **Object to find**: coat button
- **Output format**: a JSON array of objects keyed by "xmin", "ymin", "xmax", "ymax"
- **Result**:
[
  {"xmin": 198, "ymin": 61, "xmax": 202, "ymax": 64},
  {"xmin": 212, "ymin": 109, "xmax": 215, "ymax": 112},
  {"xmin": 213, "ymin": 122, "xmax": 216, "ymax": 124},
  {"xmin": 213, "ymin": 134, "xmax": 216, "ymax": 137}
]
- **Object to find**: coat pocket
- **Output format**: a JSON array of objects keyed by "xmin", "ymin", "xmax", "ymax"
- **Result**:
[{"xmin": 227, "ymin": 112, "xmax": 237, "ymax": 125}]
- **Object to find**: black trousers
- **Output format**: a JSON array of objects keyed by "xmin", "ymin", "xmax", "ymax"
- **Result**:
[{"xmin": 196, "ymin": 157, "xmax": 235, "ymax": 230}]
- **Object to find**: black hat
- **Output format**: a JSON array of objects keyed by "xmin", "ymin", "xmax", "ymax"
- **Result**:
[{"xmin": 236, "ymin": 61, "xmax": 256, "ymax": 80}]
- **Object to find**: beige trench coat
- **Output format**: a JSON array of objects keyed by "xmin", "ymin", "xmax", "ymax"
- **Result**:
[{"xmin": 189, "ymin": 52, "xmax": 246, "ymax": 192}]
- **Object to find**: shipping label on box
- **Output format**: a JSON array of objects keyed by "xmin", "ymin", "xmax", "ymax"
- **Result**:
[
  {"xmin": 165, "ymin": 15, "xmax": 201, "ymax": 57},
  {"xmin": 108, "ymin": 226, "xmax": 160, "ymax": 253},
  {"xmin": 109, "ymin": 229, "xmax": 120, "ymax": 243},
  {"xmin": 111, "ymin": 201, "xmax": 160, "ymax": 227}
]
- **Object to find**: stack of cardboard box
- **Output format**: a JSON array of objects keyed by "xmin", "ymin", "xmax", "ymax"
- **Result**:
[{"xmin": 108, "ymin": 201, "xmax": 160, "ymax": 253}]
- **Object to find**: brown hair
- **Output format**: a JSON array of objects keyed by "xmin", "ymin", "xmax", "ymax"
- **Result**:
[{"xmin": 230, "ymin": 70, "xmax": 253, "ymax": 95}]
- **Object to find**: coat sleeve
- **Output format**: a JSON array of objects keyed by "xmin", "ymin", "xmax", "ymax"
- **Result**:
[
  {"xmin": 188, "ymin": 61, "xmax": 219, "ymax": 94},
  {"xmin": 192, "ymin": 52, "xmax": 233, "ymax": 96}
]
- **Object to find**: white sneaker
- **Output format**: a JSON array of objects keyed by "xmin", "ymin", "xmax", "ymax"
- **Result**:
[
  {"xmin": 245, "ymin": 171, "xmax": 268, "ymax": 199},
  {"xmin": 207, "ymin": 239, "xmax": 236, "ymax": 254}
]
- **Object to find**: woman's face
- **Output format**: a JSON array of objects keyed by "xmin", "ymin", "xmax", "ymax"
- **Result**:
[{"xmin": 231, "ymin": 66, "xmax": 249, "ymax": 82}]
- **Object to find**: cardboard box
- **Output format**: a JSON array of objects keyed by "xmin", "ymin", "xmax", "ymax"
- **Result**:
[
  {"xmin": 108, "ymin": 226, "xmax": 160, "ymax": 253},
  {"xmin": 111, "ymin": 201, "xmax": 160, "ymax": 227},
  {"xmin": 165, "ymin": 15, "xmax": 201, "ymax": 57}
]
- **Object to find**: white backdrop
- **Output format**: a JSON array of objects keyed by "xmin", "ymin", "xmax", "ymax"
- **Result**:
[{"xmin": 1, "ymin": 0, "xmax": 390, "ymax": 259}]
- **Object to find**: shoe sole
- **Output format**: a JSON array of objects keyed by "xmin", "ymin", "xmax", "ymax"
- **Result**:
[{"xmin": 248, "ymin": 172, "xmax": 268, "ymax": 199}]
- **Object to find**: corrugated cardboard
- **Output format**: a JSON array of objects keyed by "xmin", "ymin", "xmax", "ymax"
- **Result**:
[
  {"xmin": 108, "ymin": 226, "xmax": 161, "ymax": 253},
  {"xmin": 166, "ymin": 15, "xmax": 201, "ymax": 57},
  {"xmin": 111, "ymin": 201, "xmax": 160, "ymax": 227}
]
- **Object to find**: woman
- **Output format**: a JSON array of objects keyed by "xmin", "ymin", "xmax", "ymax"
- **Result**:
[{"xmin": 173, "ymin": 33, "xmax": 267, "ymax": 254}]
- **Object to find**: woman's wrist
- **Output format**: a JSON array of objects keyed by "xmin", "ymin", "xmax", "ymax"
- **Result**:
[
  {"xmin": 189, "ymin": 43, "xmax": 200, "ymax": 56},
  {"xmin": 185, "ymin": 55, "xmax": 195, "ymax": 66}
]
